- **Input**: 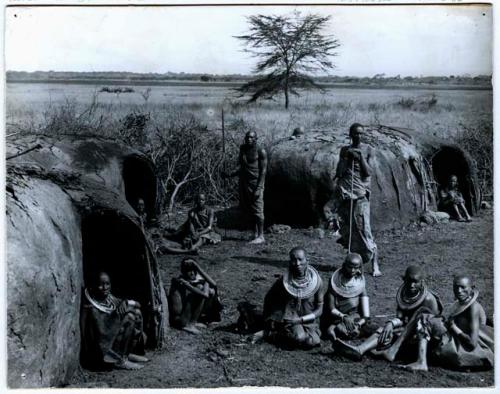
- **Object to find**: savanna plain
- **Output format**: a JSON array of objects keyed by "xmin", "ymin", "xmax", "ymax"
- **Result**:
[{"xmin": 6, "ymin": 81, "xmax": 494, "ymax": 388}]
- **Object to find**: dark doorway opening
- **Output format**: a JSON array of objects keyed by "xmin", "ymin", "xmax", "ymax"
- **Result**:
[
  {"xmin": 431, "ymin": 147, "xmax": 476, "ymax": 214},
  {"xmin": 81, "ymin": 211, "xmax": 158, "ymax": 346},
  {"xmin": 123, "ymin": 156, "xmax": 157, "ymax": 220}
]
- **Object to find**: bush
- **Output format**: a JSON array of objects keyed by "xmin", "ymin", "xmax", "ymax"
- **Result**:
[{"xmin": 455, "ymin": 119, "xmax": 493, "ymax": 197}]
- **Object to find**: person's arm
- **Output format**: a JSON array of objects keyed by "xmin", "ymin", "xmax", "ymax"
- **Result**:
[
  {"xmin": 304, "ymin": 287, "xmax": 325, "ymax": 323},
  {"xmin": 178, "ymin": 278, "xmax": 210, "ymax": 298},
  {"xmin": 193, "ymin": 260, "xmax": 217, "ymax": 288},
  {"xmin": 360, "ymin": 288, "xmax": 370, "ymax": 320},
  {"xmin": 379, "ymin": 308, "xmax": 404, "ymax": 345},
  {"xmin": 328, "ymin": 291, "xmax": 357, "ymax": 331},
  {"xmin": 357, "ymin": 147, "xmax": 372, "ymax": 178},
  {"xmin": 448, "ymin": 304, "xmax": 480, "ymax": 351},
  {"xmin": 187, "ymin": 212, "xmax": 198, "ymax": 238},
  {"xmin": 334, "ymin": 147, "xmax": 347, "ymax": 180},
  {"xmin": 169, "ymin": 285, "xmax": 184, "ymax": 316},
  {"xmin": 286, "ymin": 286, "xmax": 325, "ymax": 325},
  {"xmin": 197, "ymin": 209, "xmax": 215, "ymax": 237},
  {"xmin": 255, "ymin": 147, "xmax": 268, "ymax": 194}
]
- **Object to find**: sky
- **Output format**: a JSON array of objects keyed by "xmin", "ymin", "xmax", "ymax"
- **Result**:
[{"xmin": 4, "ymin": 4, "xmax": 493, "ymax": 77}]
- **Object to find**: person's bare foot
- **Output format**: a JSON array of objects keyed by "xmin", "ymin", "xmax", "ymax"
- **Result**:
[
  {"xmin": 400, "ymin": 361, "xmax": 428, "ymax": 371},
  {"xmin": 334, "ymin": 339, "xmax": 362, "ymax": 361},
  {"xmin": 194, "ymin": 322, "xmax": 207, "ymax": 329},
  {"xmin": 128, "ymin": 353, "xmax": 150, "ymax": 363},
  {"xmin": 372, "ymin": 262, "xmax": 382, "ymax": 277},
  {"xmin": 182, "ymin": 325, "xmax": 201, "ymax": 335},
  {"xmin": 115, "ymin": 359, "xmax": 144, "ymax": 370},
  {"xmin": 249, "ymin": 236, "xmax": 265, "ymax": 244}
]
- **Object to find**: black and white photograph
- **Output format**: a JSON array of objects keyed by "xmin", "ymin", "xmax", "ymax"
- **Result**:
[{"xmin": 4, "ymin": 1, "xmax": 495, "ymax": 389}]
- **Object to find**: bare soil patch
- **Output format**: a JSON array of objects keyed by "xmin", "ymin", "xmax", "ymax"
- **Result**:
[{"xmin": 70, "ymin": 209, "xmax": 494, "ymax": 388}]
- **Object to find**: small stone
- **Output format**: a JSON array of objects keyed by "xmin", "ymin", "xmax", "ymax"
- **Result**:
[{"xmin": 481, "ymin": 201, "xmax": 492, "ymax": 209}]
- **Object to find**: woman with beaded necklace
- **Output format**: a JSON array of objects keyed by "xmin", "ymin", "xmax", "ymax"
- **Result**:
[
  {"xmin": 262, "ymin": 247, "xmax": 324, "ymax": 349},
  {"xmin": 80, "ymin": 272, "xmax": 148, "ymax": 370}
]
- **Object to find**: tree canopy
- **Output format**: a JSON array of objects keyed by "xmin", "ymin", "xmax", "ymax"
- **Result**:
[{"xmin": 235, "ymin": 12, "xmax": 340, "ymax": 108}]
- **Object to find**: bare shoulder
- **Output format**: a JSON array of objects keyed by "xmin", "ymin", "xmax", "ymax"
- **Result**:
[{"xmin": 258, "ymin": 146, "xmax": 268, "ymax": 157}]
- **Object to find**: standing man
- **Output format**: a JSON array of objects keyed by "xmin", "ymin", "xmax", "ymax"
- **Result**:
[
  {"xmin": 333, "ymin": 123, "xmax": 381, "ymax": 276},
  {"xmin": 226, "ymin": 131, "xmax": 268, "ymax": 244}
]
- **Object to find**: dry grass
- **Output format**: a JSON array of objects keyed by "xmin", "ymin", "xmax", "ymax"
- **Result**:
[{"xmin": 6, "ymin": 83, "xmax": 493, "ymax": 201}]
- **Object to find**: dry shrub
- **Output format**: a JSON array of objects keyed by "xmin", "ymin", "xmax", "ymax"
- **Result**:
[{"xmin": 455, "ymin": 119, "xmax": 493, "ymax": 197}]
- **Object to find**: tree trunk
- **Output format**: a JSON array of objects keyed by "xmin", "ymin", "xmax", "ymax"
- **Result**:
[{"xmin": 284, "ymin": 77, "xmax": 290, "ymax": 109}]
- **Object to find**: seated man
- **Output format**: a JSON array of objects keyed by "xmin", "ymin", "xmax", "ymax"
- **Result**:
[
  {"xmin": 439, "ymin": 175, "xmax": 471, "ymax": 222},
  {"xmin": 136, "ymin": 198, "xmax": 148, "ymax": 227},
  {"xmin": 168, "ymin": 258, "xmax": 223, "ymax": 335},
  {"xmin": 161, "ymin": 193, "xmax": 221, "ymax": 254},
  {"xmin": 80, "ymin": 272, "xmax": 149, "ymax": 370},
  {"xmin": 322, "ymin": 253, "xmax": 377, "ymax": 346},
  {"xmin": 401, "ymin": 275, "xmax": 493, "ymax": 371},
  {"xmin": 336, "ymin": 265, "xmax": 442, "ymax": 361},
  {"xmin": 263, "ymin": 247, "xmax": 324, "ymax": 349}
]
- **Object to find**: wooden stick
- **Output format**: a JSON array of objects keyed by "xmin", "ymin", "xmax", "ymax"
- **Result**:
[{"xmin": 6, "ymin": 143, "xmax": 42, "ymax": 160}]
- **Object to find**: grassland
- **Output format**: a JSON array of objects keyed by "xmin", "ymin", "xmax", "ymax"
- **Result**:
[
  {"xmin": 6, "ymin": 81, "xmax": 493, "ymax": 197},
  {"xmin": 6, "ymin": 82, "xmax": 492, "ymax": 138}
]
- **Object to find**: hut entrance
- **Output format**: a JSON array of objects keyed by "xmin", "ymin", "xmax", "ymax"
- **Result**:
[
  {"xmin": 431, "ymin": 147, "xmax": 476, "ymax": 214},
  {"xmin": 81, "ymin": 211, "xmax": 159, "ymax": 346},
  {"xmin": 123, "ymin": 156, "xmax": 157, "ymax": 219}
]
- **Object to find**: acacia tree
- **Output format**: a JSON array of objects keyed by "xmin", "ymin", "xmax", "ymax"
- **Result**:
[{"xmin": 235, "ymin": 12, "xmax": 340, "ymax": 109}]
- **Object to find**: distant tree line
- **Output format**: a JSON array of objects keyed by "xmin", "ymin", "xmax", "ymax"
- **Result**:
[{"xmin": 6, "ymin": 70, "xmax": 492, "ymax": 87}]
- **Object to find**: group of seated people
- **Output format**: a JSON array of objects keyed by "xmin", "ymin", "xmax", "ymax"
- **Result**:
[
  {"xmin": 259, "ymin": 248, "xmax": 493, "ymax": 372},
  {"xmin": 81, "ymin": 248, "xmax": 493, "ymax": 373},
  {"xmin": 80, "ymin": 174, "xmax": 486, "ymax": 373}
]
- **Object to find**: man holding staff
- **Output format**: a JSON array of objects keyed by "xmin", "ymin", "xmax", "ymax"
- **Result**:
[{"xmin": 332, "ymin": 123, "xmax": 381, "ymax": 276}]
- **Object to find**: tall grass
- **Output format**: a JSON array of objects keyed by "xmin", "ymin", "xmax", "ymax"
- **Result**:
[{"xmin": 6, "ymin": 85, "xmax": 493, "ymax": 205}]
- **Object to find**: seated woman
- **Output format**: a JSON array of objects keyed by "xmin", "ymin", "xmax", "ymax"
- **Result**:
[
  {"xmin": 168, "ymin": 258, "xmax": 223, "ymax": 335},
  {"xmin": 438, "ymin": 175, "xmax": 471, "ymax": 222},
  {"xmin": 336, "ymin": 265, "xmax": 442, "ymax": 361},
  {"xmin": 401, "ymin": 275, "xmax": 494, "ymax": 371},
  {"xmin": 80, "ymin": 272, "xmax": 149, "ymax": 370},
  {"xmin": 322, "ymin": 253, "xmax": 377, "ymax": 346},
  {"xmin": 161, "ymin": 193, "xmax": 221, "ymax": 255},
  {"xmin": 263, "ymin": 247, "xmax": 324, "ymax": 349}
]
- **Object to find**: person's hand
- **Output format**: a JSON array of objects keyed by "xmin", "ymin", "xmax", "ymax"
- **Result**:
[
  {"xmin": 117, "ymin": 301, "xmax": 129, "ymax": 316},
  {"xmin": 445, "ymin": 318, "xmax": 456, "ymax": 331},
  {"xmin": 178, "ymin": 278, "xmax": 189, "ymax": 287},
  {"xmin": 342, "ymin": 315, "xmax": 357, "ymax": 332},
  {"xmin": 378, "ymin": 322, "xmax": 394, "ymax": 346},
  {"xmin": 283, "ymin": 317, "xmax": 301, "ymax": 325}
]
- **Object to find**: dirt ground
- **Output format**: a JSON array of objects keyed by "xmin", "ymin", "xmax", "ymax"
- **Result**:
[{"xmin": 71, "ymin": 208, "xmax": 494, "ymax": 389}]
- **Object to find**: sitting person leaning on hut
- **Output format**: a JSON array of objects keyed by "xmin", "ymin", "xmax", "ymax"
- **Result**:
[
  {"xmin": 322, "ymin": 253, "xmax": 377, "ymax": 347},
  {"xmin": 168, "ymin": 258, "xmax": 223, "ymax": 335},
  {"xmin": 80, "ymin": 272, "xmax": 149, "ymax": 370},
  {"xmin": 263, "ymin": 247, "xmax": 324, "ymax": 349},
  {"xmin": 438, "ymin": 175, "xmax": 472, "ymax": 222},
  {"xmin": 335, "ymin": 265, "xmax": 442, "ymax": 361},
  {"xmin": 400, "ymin": 275, "xmax": 493, "ymax": 372},
  {"xmin": 161, "ymin": 193, "xmax": 221, "ymax": 254}
]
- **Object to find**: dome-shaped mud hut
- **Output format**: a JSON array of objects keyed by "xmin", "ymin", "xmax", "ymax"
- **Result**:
[
  {"xmin": 265, "ymin": 125, "xmax": 480, "ymax": 230},
  {"xmin": 6, "ymin": 135, "xmax": 168, "ymax": 388}
]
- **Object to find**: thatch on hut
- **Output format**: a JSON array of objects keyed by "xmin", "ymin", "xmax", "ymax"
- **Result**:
[
  {"xmin": 265, "ymin": 125, "xmax": 480, "ymax": 230},
  {"xmin": 6, "ymin": 135, "xmax": 168, "ymax": 388}
]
